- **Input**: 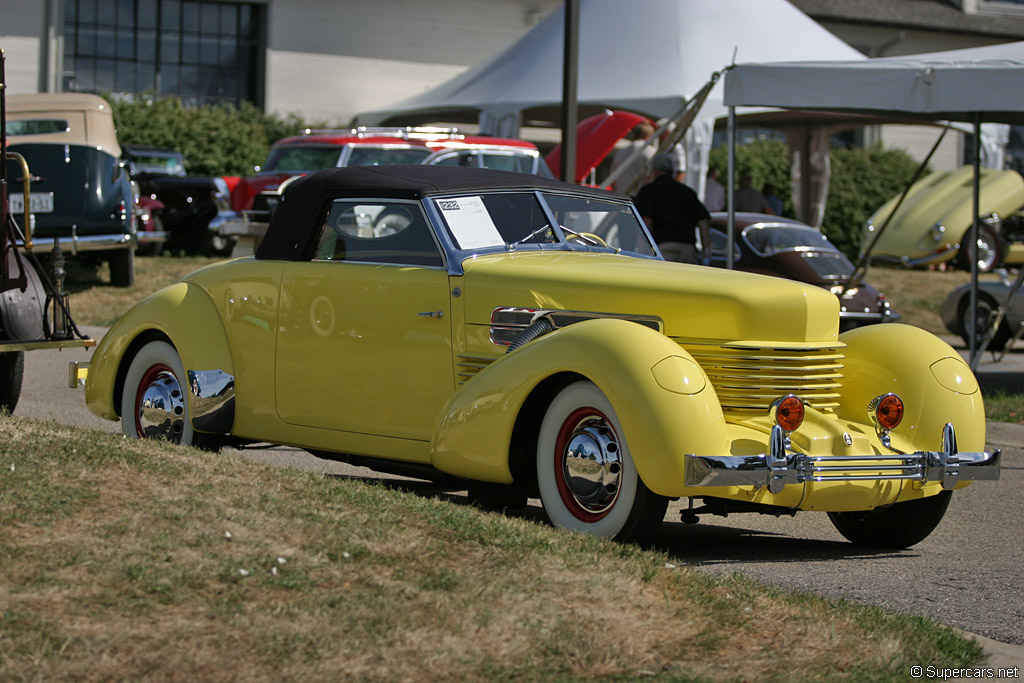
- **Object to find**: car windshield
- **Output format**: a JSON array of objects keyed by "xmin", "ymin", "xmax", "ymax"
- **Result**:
[
  {"xmin": 744, "ymin": 225, "xmax": 839, "ymax": 255},
  {"xmin": 347, "ymin": 146, "xmax": 433, "ymax": 166},
  {"xmin": 129, "ymin": 153, "xmax": 186, "ymax": 176},
  {"xmin": 263, "ymin": 145, "xmax": 345, "ymax": 172},
  {"xmin": 430, "ymin": 150, "xmax": 555, "ymax": 178},
  {"xmin": 801, "ymin": 252, "xmax": 854, "ymax": 279},
  {"xmin": 433, "ymin": 191, "xmax": 655, "ymax": 256}
]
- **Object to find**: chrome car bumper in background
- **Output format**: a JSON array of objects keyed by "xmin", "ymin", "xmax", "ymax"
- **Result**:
[
  {"xmin": 37, "ymin": 232, "xmax": 159, "ymax": 254},
  {"xmin": 685, "ymin": 423, "xmax": 1001, "ymax": 494}
]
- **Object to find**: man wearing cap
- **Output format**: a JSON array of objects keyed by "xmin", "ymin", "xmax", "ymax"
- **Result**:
[{"xmin": 635, "ymin": 153, "xmax": 712, "ymax": 265}]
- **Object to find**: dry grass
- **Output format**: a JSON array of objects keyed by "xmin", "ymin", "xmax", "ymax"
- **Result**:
[
  {"xmin": 65, "ymin": 255, "xmax": 222, "ymax": 327},
  {"xmin": 0, "ymin": 416, "xmax": 982, "ymax": 682},
  {"xmin": 864, "ymin": 264, "xmax": 978, "ymax": 334}
]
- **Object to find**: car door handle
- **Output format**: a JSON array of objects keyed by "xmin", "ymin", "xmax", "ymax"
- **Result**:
[{"xmin": 417, "ymin": 311, "xmax": 444, "ymax": 319}]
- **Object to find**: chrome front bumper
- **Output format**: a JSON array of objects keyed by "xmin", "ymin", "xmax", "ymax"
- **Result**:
[{"xmin": 685, "ymin": 423, "xmax": 1001, "ymax": 494}]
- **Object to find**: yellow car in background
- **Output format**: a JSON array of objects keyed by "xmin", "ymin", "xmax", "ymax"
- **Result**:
[
  {"xmin": 864, "ymin": 165, "xmax": 1024, "ymax": 272},
  {"xmin": 74, "ymin": 166, "xmax": 1000, "ymax": 545}
]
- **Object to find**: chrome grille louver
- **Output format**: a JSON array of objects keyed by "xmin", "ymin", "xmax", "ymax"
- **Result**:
[
  {"xmin": 679, "ymin": 342, "xmax": 845, "ymax": 415},
  {"xmin": 490, "ymin": 307, "xmax": 662, "ymax": 347}
]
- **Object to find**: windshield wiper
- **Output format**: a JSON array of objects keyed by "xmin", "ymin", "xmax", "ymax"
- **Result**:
[{"xmin": 508, "ymin": 224, "xmax": 552, "ymax": 251}]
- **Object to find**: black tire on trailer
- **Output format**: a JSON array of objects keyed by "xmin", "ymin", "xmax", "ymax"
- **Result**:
[
  {"xmin": 108, "ymin": 248, "xmax": 136, "ymax": 287},
  {"xmin": 0, "ymin": 351, "xmax": 25, "ymax": 414}
]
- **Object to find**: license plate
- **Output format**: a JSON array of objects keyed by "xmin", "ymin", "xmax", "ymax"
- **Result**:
[{"xmin": 9, "ymin": 192, "xmax": 55, "ymax": 214}]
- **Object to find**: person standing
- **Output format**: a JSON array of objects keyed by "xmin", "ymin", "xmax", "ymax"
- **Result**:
[
  {"xmin": 763, "ymin": 183, "xmax": 784, "ymax": 216},
  {"xmin": 735, "ymin": 172, "xmax": 773, "ymax": 213},
  {"xmin": 704, "ymin": 168, "xmax": 725, "ymax": 212},
  {"xmin": 635, "ymin": 153, "xmax": 712, "ymax": 265},
  {"xmin": 609, "ymin": 120, "xmax": 656, "ymax": 193}
]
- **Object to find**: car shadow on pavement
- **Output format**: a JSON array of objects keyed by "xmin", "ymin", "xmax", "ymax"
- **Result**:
[
  {"xmin": 651, "ymin": 521, "xmax": 907, "ymax": 565},
  {"xmin": 323, "ymin": 472, "xmax": 906, "ymax": 562}
]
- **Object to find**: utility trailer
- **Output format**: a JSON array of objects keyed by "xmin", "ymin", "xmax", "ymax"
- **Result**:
[{"xmin": 1, "ymin": 50, "xmax": 93, "ymax": 412}]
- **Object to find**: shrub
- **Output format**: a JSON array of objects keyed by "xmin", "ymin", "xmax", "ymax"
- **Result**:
[
  {"xmin": 110, "ymin": 96, "xmax": 319, "ymax": 177},
  {"xmin": 709, "ymin": 139, "xmax": 922, "ymax": 259}
]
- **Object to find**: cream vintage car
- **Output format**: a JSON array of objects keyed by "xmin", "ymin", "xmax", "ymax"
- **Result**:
[{"xmin": 74, "ymin": 166, "xmax": 1000, "ymax": 545}]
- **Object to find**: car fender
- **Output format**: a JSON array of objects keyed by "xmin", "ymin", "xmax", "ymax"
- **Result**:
[
  {"xmin": 837, "ymin": 323, "xmax": 985, "ymax": 453},
  {"xmin": 85, "ymin": 282, "xmax": 235, "ymax": 427},
  {"xmin": 432, "ymin": 318, "xmax": 728, "ymax": 495}
]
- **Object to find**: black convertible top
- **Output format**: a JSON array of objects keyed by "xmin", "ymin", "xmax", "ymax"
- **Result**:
[{"xmin": 256, "ymin": 165, "xmax": 628, "ymax": 261}]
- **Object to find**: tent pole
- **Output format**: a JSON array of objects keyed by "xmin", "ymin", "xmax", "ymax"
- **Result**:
[
  {"xmin": 969, "ymin": 113, "xmax": 981, "ymax": 368},
  {"xmin": 559, "ymin": 0, "xmax": 579, "ymax": 183},
  {"xmin": 727, "ymin": 106, "xmax": 736, "ymax": 269}
]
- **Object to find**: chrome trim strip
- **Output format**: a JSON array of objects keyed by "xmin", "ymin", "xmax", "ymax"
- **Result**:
[
  {"xmin": 32, "ymin": 233, "xmax": 135, "ymax": 253},
  {"xmin": 684, "ymin": 423, "xmax": 1000, "ymax": 493},
  {"xmin": 187, "ymin": 369, "xmax": 236, "ymax": 433},
  {"xmin": 489, "ymin": 306, "xmax": 664, "ymax": 346}
]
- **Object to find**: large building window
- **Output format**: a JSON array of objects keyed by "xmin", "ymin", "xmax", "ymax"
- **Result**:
[{"xmin": 62, "ymin": 0, "xmax": 263, "ymax": 107}]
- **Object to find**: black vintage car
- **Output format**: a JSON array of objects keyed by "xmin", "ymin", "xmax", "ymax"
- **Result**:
[
  {"xmin": 4, "ymin": 93, "xmax": 153, "ymax": 286},
  {"xmin": 121, "ymin": 144, "xmax": 234, "ymax": 256}
]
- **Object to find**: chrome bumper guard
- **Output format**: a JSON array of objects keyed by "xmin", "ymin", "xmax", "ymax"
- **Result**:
[{"xmin": 685, "ymin": 423, "xmax": 1001, "ymax": 494}]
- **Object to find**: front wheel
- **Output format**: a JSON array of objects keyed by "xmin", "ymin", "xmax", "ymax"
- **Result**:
[
  {"xmin": 827, "ymin": 491, "xmax": 952, "ymax": 549},
  {"xmin": 958, "ymin": 224, "xmax": 1002, "ymax": 273},
  {"xmin": 121, "ymin": 340, "xmax": 194, "ymax": 445},
  {"xmin": 536, "ymin": 381, "xmax": 668, "ymax": 543}
]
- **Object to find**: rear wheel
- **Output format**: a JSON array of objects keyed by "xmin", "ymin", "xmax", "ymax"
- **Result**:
[
  {"xmin": 827, "ymin": 491, "xmax": 952, "ymax": 549},
  {"xmin": 121, "ymin": 340, "xmax": 194, "ymax": 445},
  {"xmin": 536, "ymin": 381, "xmax": 668, "ymax": 543},
  {"xmin": 0, "ymin": 351, "xmax": 25, "ymax": 413}
]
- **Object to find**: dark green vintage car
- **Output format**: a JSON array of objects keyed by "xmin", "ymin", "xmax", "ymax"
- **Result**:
[{"xmin": 4, "ymin": 93, "xmax": 157, "ymax": 286}]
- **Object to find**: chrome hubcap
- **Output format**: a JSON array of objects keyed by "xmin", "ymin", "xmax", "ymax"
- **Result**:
[
  {"xmin": 136, "ymin": 366, "xmax": 186, "ymax": 442},
  {"xmin": 556, "ymin": 410, "xmax": 623, "ymax": 518}
]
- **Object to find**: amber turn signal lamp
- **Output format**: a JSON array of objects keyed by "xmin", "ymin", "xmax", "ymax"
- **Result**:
[
  {"xmin": 873, "ymin": 393, "xmax": 904, "ymax": 430},
  {"xmin": 773, "ymin": 394, "xmax": 805, "ymax": 432}
]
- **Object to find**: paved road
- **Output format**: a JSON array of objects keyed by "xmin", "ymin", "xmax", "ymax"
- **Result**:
[{"xmin": 13, "ymin": 327, "xmax": 1024, "ymax": 646}]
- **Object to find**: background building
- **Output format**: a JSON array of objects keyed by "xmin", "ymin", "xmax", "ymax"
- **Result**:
[{"xmin": 3, "ymin": 0, "xmax": 1024, "ymax": 169}]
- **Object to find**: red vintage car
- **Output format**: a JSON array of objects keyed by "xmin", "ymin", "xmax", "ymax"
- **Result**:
[{"xmin": 228, "ymin": 127, "xmax": 553, "ymax": 214}]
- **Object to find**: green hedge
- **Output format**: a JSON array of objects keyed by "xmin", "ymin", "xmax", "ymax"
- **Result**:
[
  {"xmin": 709, "ymin": 139, "xmax": 923, "ymax": 258},
  {"xmin": 109, "ymin": 96, "xmax": 317, "ymax": 177}
]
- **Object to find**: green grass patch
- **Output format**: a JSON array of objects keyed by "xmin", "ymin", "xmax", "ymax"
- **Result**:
[{"xmin": 0, "ymin": 415, "xmax": 986, "ymax": 681}]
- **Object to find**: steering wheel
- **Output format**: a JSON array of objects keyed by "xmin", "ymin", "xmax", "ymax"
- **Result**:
[{"xmin": 567, "ymin": 231, "xmax": 608, "ymax": 248}]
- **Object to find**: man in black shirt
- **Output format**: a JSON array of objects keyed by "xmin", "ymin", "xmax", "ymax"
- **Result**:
[{"xmin": 635, "ymin": 153, "xmax": 712, "ymax": 264}]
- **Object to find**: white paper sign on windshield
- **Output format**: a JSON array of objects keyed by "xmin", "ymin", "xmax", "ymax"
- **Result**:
[{"xmin": 436, "ymin": 196, "xmax": 504, "ymax": 250}]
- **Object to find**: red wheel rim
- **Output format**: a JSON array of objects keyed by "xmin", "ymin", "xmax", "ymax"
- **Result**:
[{"xmin": 552, "ymin": 406, "xmax": 621, "ymax": 522}]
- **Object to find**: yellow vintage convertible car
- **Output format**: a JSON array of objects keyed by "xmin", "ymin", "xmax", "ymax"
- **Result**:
[{"xmin": 74, "ymin": 166, "xmax": 1000, "ymax": 545}]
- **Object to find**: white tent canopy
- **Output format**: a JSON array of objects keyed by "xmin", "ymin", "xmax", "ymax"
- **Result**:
[
  {"xmin": 724, "ymin": 41, "xmax": 1024, "ymax": 124},
  {"xmin": 358, "ymin": 0, "xmax": 863, "ymax": 126},
  {"xmin": 723, "ymin": 40, "xmax": 1024, "ymax": 366},
  {"xmin": 356, "ymin": 0, "xmax": 864, "ymax": 193}
]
